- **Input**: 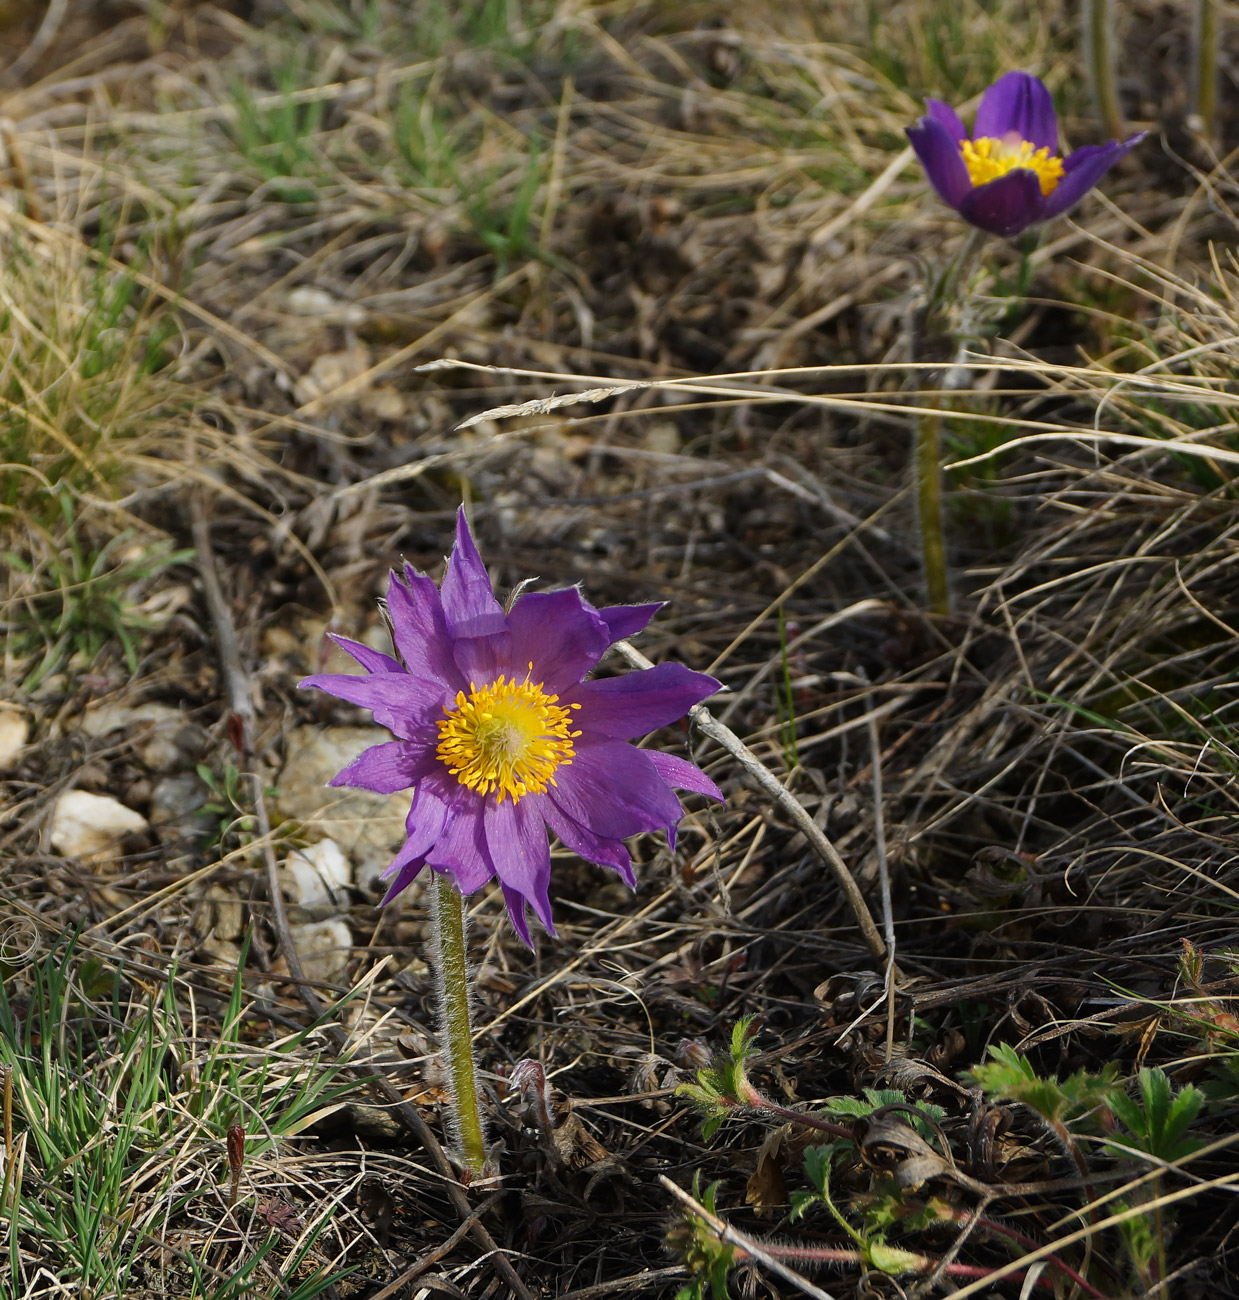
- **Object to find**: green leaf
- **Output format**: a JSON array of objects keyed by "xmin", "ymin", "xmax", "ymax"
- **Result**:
[
  {"xmin": 803, "ymin": 1143, "xmax": 839, "ymax": 1193},
  {"xmin": 968, "ymin": 1043, "xmax": 1119, "ymax": 1127},
  {"xmin": 1106, "ymin": 1068, "xmax": 1206, "ymax": 1162},
  {"xmin": 867, "ymin": 1240, "xmax": 923, "ymax": 1275}
]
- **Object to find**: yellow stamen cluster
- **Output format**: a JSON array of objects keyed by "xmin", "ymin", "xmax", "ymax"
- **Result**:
[
  {"xmin": 961, "ymin": 134, "xmax": 1064, "ymax": 196},
  {"xmin": 436, "ymin": 669, "xmax": 580, "ymax": 804}
]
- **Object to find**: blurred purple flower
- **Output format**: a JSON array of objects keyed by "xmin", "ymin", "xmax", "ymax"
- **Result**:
[
  {"xmin": 906, "ymin": 71, "xmax": 1145, "ymax": 238},
  {"xmin": 300, "ymin": 510, "xmax": 722, "ymax": 943}
]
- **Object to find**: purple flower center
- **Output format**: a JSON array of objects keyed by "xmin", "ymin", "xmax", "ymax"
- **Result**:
[
  {"xmin": 435, "ymin": 670, "xmax": 582, "ymax": 804},
  {"xmin": 961, "ymin": 131, "xmax": 1064, "ymax": 196}
]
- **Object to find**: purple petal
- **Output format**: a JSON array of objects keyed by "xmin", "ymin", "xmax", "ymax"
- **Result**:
[
  {"xmin": 426, "ymin": 798, "xmax": 494, "ymax": 894},
  {"xmin": 548, "ymin": 740, "xmax": 686, "ymax": 842},
  {"xmin": 298, "ymin": 671, "xmax": 446, "ymax": 739},
  {"xmin": 644, "ymin": 750, "xmax": 724, "ymax": 803},
  {"xmin": 329, "ymin": 739, "xmax": 437, "ymax": 794},
  {"xmin": 907, "ymin": 116, "xmax": 972, "ymax": 210},
  {"xmin": 327, "ymin": 633, "xmax": 402, "ymax": 675},
  {"xmin": 597, "ymin": 602, "xmax": 664, "ymax": 643},
  {"xmin": 500, "ymin": 882, "xmax": 533, "ymax": 946},
  {"xmin": 484, "ymin": 798, "xmax": 554, "ymax": 941},
  {"xmin": 570, "ymin": 663, "xmax": 721, "ymax": 740},
  {"xmin": 451, "ymin": 630, "xmax": 512, "ymax": 688},
  {"xmin": 1041, "ymin": 133, "xmax": 1146, "ymax": 220},
  {"xmin": 974, "ymin": 71, "xmax": 1057, "ymax": 152},
  {"xmin": 958, "ymin": 169, "xmax": 1045, "ymax": 237},
  {"xmin": 507, "ymin": 588, "xmax": 610, "ymax": 694},
  {"xmin": 439, "ymin": 509, "xmax": 507, "ymax": 641},
  {"xmin": 539, "ymin": 795, "xmax": 636, "ymax": 887},
  {"xmin": 380, "ymin": 787, "xmax": 451, "ymax": 902},
  {"xmin": 385, "ymin": 567, "xmax": 461, "ymax": 689},
  {"xmin": 380, "ymin": 850, "xmax": 426, "ymax": 903},
  {"xmin": 925, "ymin": 98, "xmax": 967, "ymax": 142}
]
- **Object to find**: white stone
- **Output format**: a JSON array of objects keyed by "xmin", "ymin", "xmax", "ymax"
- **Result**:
[
  {"xmin": 290, "ymin": 919, "xmax": 353, "ymax": 986},
  {"xmin": 276, "ymin": 726, "xmax": 412, "ymax": 892},
  {"xmin": 80, "ymin": 702, "xmax": 204, "ymax": 773},
  {"xmin": 50, "ymin": 790, "xmax": 148, "ymax": 860},
  {"xmin": 0, "ymin": 707, "xmax": 29, "ymax": 769},
  {"xmin": 282, "ymin": 838, "xmax": 352, "ymax": 908},
  {"xmin": 286, "ymin": 285, "xmax": 365, "ymax": 325}
]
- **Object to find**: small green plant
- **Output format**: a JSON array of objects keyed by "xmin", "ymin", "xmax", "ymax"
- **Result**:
[
  {"xmin": 461, "ymin": 142, "xmax": 548, "ymax": 278},
  {"xmin": 674, "ymin": 1023, "xmax": 1141, "ymax": 1298},
  {"xmin": 1105, "ymin": 1066, "xmax": 1205, "ymax": 1165},
  {"xmin": 228, "ymin": 54, "xmax": 328, "ymax": 205},
  {"xmin": 3, "ymin": 498, "xmax": 191, "ymax": 690},
  {"xmin": 195, "ymin": 762, "xmax": 280, "ymax": 858},
  {"xmin": 0, "ymin": 935, "xmax": 355, "ymax": 1297},
  {"xmin": 393, "ymin": 85, "xmax": 462, "ymax": 193},
  {"xmin": 0, "ymin": 230, "xmax": 181, "ymax": 522},
  {"xmin": 968, "ymin": 1042, "xmax": 1121, "ymax": 1127},
  {"xmin": 1105, "ymin": 1067, "xmax": 1206, "ymax": 1293},
  {"xmin": 670, "ymin": 1178, "xmax": 738, "ymax": 1300}
]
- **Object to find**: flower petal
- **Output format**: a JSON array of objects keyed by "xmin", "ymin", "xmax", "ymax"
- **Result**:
[
  {"xmin": 298, "ymin": 671, "xmax": 445, "ymax": 738},
  {"xmin": 597, "ymin": 602, "xmax": 664, "ymax": 643},
  {"xmin": 925, "ymin": 98, "xmax": 967, "ymax": 142},
  {"xmin": 644, "ymin": 750, "xmax": 724, "ymax": 803},
  {"xmin": 484, "ymin": 797, "xmax": 554, "ymax": 942},
  {"xmin": 385, "ymin": 566, "xmax": 461, "ymax": 688},
  {"xmin": 329, "ymin": 739, "xmax": 437, "ymax": 793},
  {"xmin": 958, "ymin": 169, "xmax": 1045, "ymax": 237},
  {"xmin": 380, "ymin": 786, "xmax": 451, "ymax": 902},
  {"xmin": 539, "ymin": 795, "xmax": 636, "ymax": 887},
  {"xmin": 507, "ymin": 588, "xmax": 611, "ymax": 693},
  {"xmin": 974, "ymin": 71, "xmax": 1057, "ymax": 152},
  {"xmin": 548, "ymin": 740, "xmax": 685, "ymax": 842},
  {"xmin": 570, "ymin": 662, "xmax": 721, "ymax": 740},
  {"xmin": 327, "ymin": 633, "xmax": 402, "ymax": 675},
  {"xmin": 426, "ymin": 797, "xmax": 495, "ymax": 894},
  {"xmin": 1041, "ymin": 133, "xmax": 1146, "ymax": 220},
  {"xmin": 500, "ymin": 882, "xmax": 533, "ymax": 946},
  {"xmin": 907, "ymin": 115, "xmax": 972, "ymax": 210},
  {"xmin": 380, "ymin": 848, "xmax": 426, "ymax": 903},
  {"xmin": 439, "ymin": 509, "xmax": 507, "ymax": 640}
]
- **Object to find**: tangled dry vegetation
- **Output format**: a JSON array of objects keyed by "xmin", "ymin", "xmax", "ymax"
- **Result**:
[{"xmin": 2, "ymin": 0, "xmax": 1239, "ymax": 1297}]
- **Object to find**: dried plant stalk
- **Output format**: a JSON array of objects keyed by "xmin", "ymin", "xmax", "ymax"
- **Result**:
[{"xmin": 1083, "ymin": 0, "xmax": 1125, "ymax": 141}]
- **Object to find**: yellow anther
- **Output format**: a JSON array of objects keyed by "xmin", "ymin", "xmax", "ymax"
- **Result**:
[
  {"xmin": 436, "ymin": 675, "xmax": 580, "ymax": 804},
  {"xmin": 961, "ymin": 133, "xmax": 1064, "ymax": 197}
]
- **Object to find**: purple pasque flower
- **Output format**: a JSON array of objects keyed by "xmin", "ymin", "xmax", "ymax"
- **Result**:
[
  {"xmin": 906, "ymin": 70, "xmax": 1145, "ymax": 238},
  {"xmin": 299, "ymin": 509, "xmax": 723, "ymax": 944}
]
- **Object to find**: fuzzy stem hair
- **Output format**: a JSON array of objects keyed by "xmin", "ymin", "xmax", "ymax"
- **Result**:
[{"xmin": 432, "ymin": 873, "xmax": 489, "ymax": 1180}]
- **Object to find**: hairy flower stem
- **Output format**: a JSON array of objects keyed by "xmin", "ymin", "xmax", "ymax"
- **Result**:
[
  {"xmin": 1083, "ymin": 0, "xmax": 1125, "ymax": 142},
  {"xmin": 433, "ymin": 874, "xmax": 489, "ymax": 1180},
  {"xmin": 915, "ymin": 228, "xmax": 988, "ymax": 619},
  {"xmin": 1193, "ymin": 0, "xmax": 1218, "ymax": 143},
  {"xmin": 938, "ymin": 1207, "xmax": 1106, "ymax": 1299},
  {"xmin": 736, "ymin": 1077, "xmax": 852, "ymax": 1139},
  {"xmin": 741, "ymin": 1239, "xmax": 1077, "ymax": 1292}
]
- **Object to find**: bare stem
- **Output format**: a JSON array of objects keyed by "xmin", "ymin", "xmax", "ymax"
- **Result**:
[
  {"xmin": 1193, "ymin": 0, "xmax": 1218, "ymax": 143},
  {"xmin": 916, "ymin": 411, "xmax": 950, "ymax": 616},
  {"xmin": 736, "ymin": 1077, "xmax": 853, "ymax": 1139},
  {"xmin": 1083, "ymin": 0, "xmax": 1125, "ymax": 141},
  {"xmin": 433, "ymin": 874, "xmax": 489, "ymax": 1180}
]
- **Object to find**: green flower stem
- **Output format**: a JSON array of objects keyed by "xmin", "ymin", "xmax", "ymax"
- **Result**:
[
  {"xmin": 914, "ymin": 228, "xmax": 988, "ymax": 619},
  {"xmin": 432, "ymin": 874, "xmax": 489, "ymax": 1180},
  {"xmin": 926, "ymin": 229, "xmax": 986, "ymax": 330},
  {"xmin": 916, "ymin": 409, "xmax": 950, "ymax": 617},
  {"xmin": 1083, "ymin": 0, "xmax": 1125, "ymax": 142},
  {"xmin": 1194, "ymin": 0, "xmax": 1218, "ymax": 143}
]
